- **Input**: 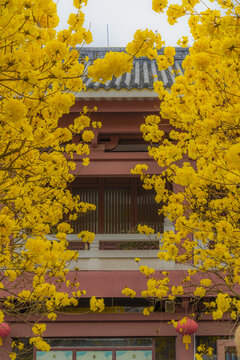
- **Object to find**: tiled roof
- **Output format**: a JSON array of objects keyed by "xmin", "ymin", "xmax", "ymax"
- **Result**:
[{"xmin": 79, "ymin": 47, "xmax": 189, "ymax": 90}]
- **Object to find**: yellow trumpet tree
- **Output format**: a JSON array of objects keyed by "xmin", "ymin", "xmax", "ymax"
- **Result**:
[
  {"xmin": 0, "ymin": 0, "xmax": 105, "ymax": 354},
  {"xmin": 128, "ymin": 0, "xmax": 240, "ymax": 335},
  {"xmin": 87, "ymin": 0, "xmax": 240, "ymax": 346}
]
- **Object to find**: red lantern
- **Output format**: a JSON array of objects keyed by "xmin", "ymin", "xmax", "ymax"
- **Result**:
[
  {"xmin": 175, "ymin": 318, "xmax": 198, "ymax": 349},
  {"xmin": 0, "ymin": 322, "xmax": 10, "ymax": 338},
  {"xmin": 176, "ymin": 318, "xmax": 198, "ymax": 335}
]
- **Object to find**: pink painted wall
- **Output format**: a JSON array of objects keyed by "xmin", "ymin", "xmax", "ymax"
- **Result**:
[
  {"xmin": 1, "ymin": 315, "xmax": 235, "ymax": 360},
  {"xmin": 70, "ymin": 99, "xmax": 161, "ymax": 113},
  {"xmin": 60, "ymin": 98, "xmax": 173, "ymax": 177},
  {"xmin": 1, "ymin": 270, "xmax": 234, "ymax": 299}
]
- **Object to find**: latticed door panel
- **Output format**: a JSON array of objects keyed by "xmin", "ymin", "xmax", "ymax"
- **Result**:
[
  {"xmin": 70, "ymin": 178, "xmax": 164, "ymax": 234},
  {"xmin": 137, "ymin": 186, "xmax": 164, "ymax": 233},
  {"xmin": 104, "ymin": 186, "xmax": 131, "ymax": 234}
]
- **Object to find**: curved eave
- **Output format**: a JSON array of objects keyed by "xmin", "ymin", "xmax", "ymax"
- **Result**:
[{"xmin": 75, "ymin": 88, "xmax": 171, "ymax": 100}]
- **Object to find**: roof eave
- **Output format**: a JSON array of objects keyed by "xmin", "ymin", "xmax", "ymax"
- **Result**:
[{"xmin": 75, "ymin": 88, "xmax": 171, "ymax": 100}]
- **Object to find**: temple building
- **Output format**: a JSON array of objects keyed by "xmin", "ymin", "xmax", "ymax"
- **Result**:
[{"xmin": 2, "ymin": 47, "xmax": 237, "ymax": 360}]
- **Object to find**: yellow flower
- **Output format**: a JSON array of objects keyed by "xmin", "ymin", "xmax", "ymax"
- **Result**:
[
  {"xmin": 143, "ymin": 306, "xmax": 154, "ymax": 315},
  {"xmin": 156, "ymin": 288, "xmax": 168, "ymax": 298},
  {"xmin": 18, "ymin": 343, "xmax": 24, "ymax": 350},
  {"xmin": 78, "ymin": 231, "xmax": 95, "ymax": 243},
  {"xmin": 212, "ymin": 309, "xmax": 223, "ymax": 320},
  {"xmin": 192, "ymin": 52, "xmax": 211, "ymax": 70},
  {"xmin": 122, "ymin": 288, "xmax": 136, "ymax": 298},
  {"xmin": 90, "ymin": 296, "xmax": 105, "ymax": 312},
  {"xmin": 88, "ymin": 52, "xmax": 132, "ymax": 83},
  {"xmin": 200, "ymin": 278, "xmax": 212, "ymax": 287},
  {"xmin": 32, "ymin": 323, "xmax": 46, "ymax": 336},
  {"xmin": 131, "ymin": 164, "xmax": 148, "ymax": 175},
  {"xmin": 194, "ymin": 287, "xmax": 206, "ymax": 297},
  {"xmin": 82, "ymin": 158, "xmax": 90, "ymax": 166},
  {"xmin": 126, "ymin": 29, "xmax": 163, "ymax": 56},
  {"xmin": 82, "ymin": 130, "xmax": 94, "ymax": 142},
  {"xmin": 164, "ymin": 46, "xmax": 176, "ymax": 58},
  {"xmin": 139, "ymin": 265, "xmax": 155, "ymax": 276},
  {"xmin": 137, "ymin": 225, "xmax": 154, "ymax": 235},
  {"xmin": 177, "ymin": 36, "xmax": 189, "ymax": 47},
  {"xmin": 153, "ymin": 0, "xmax": 168, "ymax": 13},
  {"xmin": 47, "ymin": 312, "xmax": 57, "ymax": 321}
]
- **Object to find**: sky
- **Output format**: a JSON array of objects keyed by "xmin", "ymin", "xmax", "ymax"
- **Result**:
[{"xmin": 56, "ymin": 0, "xmax": 191, "ymax": 47}]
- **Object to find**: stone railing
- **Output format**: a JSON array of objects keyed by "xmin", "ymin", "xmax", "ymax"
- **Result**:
[{"xmin": 66, "ymin": 219, "xmax": 187, "ymax": 271}]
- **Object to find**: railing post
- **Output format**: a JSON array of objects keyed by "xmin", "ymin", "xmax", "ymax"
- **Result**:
[
  {"xmin": 87, "ymin": 238, "xmax": 100, "ymax": 270},
  {"xmin": 164, "ymin": 217, "xmax": 174, "ymax": 232}
]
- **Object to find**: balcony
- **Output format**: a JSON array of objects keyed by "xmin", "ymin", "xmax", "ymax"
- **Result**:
[{"xmin": 67, "ymin": 218, "xmax": 187, "ymax": 271}]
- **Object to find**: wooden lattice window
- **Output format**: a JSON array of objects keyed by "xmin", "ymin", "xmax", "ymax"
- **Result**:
[{"xmin": 71, "ymin": 178, "xmax": 164, "ymax": 234}]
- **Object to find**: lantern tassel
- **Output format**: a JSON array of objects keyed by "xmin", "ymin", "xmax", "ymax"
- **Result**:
[{"xmin": 183, "ymin": 334, "xmax": 191, "ymax": 350}]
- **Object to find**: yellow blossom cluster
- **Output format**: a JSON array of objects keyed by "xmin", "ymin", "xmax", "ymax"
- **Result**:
[
  {"xmin": 29, "ymin": 337, "xmax": 51, "ymax": 352},
  {"xmin": 78, "ymin": 231, "xmax": 95, "ymax": 243},
  {"xmin": 126, "ymin": 29, "xmax": 164, "ymax": 58},
  {"xmin": 9, "ymin": 353, "xmax": 17, "ymax": 360},
  {"xmin": 87, "ymin": 30, "xmax": 176, "ymax": 84},
  {"xmin": 177, "ymin": 36, "xmax": 189, "ymax": 48},
  {"xmin": 90, "ymin": 296, "xmax": 105, "ymax": 312},
  {"xmin": 122, "ymin": 288, "xmax": 137, "ymax": 298},
  {"xmin": 32, "ymin": 324, "xmax": 46, "ymax": 336},
  {"xmin": 194, "ymin": 287, "xmax": 206, "ymax": 297},
  {"xmin": 88, "ymin": 52, "xmax": 133, "ymax": 83},
  {"xmin": 140, "ymin": 276, "xmax": 170, "ymax": 299},
  {"xmin": 143, "ymin": 306, "xmax": 155, "ymax": 315},
  {"xmin": 140, "ymin": 115, "xmax": 164, "ymax": 143},
  {"xmin": 153, "ymin": 0, "xmax": 168, "ymax": 13},
  {"xmin": 139, "ymin": 266, "xmax": 155, "ymax": 277},
  {"xmin": 131, "ymin": 164, "xmax": 149, "ymax": 175},
  {"xmin": 137, "ymin": 225, "xmax": 155, "ymax": 235},
  {"xmin": 196, "ymin": 344, "xmax": 214, "ymax": 360}
]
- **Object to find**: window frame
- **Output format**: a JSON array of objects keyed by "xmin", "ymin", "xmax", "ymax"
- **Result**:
[
  {"xmin": 71, "ymin": 177, "xmax": 164, "ymax": 234},
  {"xmin": 217, "ymin": 339, "xmax": 237, "ymax": 360}
]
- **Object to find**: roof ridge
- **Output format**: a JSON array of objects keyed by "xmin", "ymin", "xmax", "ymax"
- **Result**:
[{"xmin": 78, "ymin": 47, "xmax": 189, "ymax": 60}]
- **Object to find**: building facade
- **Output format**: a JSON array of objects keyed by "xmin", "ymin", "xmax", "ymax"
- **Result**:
[{"xmin": 1, "ymin": 48, "xmax": 237, "ymax": 360}]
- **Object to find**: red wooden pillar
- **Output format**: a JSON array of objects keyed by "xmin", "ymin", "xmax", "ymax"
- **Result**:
[
  {"xmin": 1, "ymin": 337, "xmax": 12, "ymax": 360},
  {"xmin": 176, "ymin": 333, "xmax": 195, "ymax": 360}
]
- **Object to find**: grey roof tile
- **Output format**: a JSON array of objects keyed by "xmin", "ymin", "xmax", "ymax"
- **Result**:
[
  {"xmin": 151, "ymin": 61, "xmax": 158, "ymax": 84},
  {"xmin": 79, "ymin": 47, "xmax": 189, "ymax": 90},
  {"xmin": 143, "ymin": 61, "xmax": 149, "ymax": 86},
  {"xmin": 160, "ymin": 69, "xmax": 169, "ymax": 86},
  {"xmin": 125, "ymin": 70, "xmax": 131, "ymax": 88},
  {"xmin": 133, "ymin": 61, "xmax": 140, "ymax": 87},
  {"xmin": 168, "ymin": 66, "xmax": 176, "ymax": 84}
]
